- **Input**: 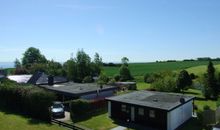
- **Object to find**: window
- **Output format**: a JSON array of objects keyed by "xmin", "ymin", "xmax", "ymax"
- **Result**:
[
  {"xmin": 138, "ymin": 108, "xmax": 144, "ymax": 116},
  {"xmin": 121, "ymin": 105, "xmax": 126, "ymax": 112},
  {"xmin": 149, "ymin": 110, "xmax": 155, "ymax": 118}
]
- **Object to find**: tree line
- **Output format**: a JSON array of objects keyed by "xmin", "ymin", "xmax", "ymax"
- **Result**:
[{"xmin": 14, "ymin": 47, "xmax": 134, "ymax": 83}]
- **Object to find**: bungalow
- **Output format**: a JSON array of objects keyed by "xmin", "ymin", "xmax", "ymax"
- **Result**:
[
  {"xmin": 39, "ymin": 81, "xmax": 118, "ymax": 101},
  {"xmin": 106, "ymin": 91, "xmax": 194, "ymax": 130}
]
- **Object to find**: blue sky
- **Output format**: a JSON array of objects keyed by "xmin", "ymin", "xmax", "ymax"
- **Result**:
[{"xmin": 0, "ymin": 0, "xmax": 220, "ymax": 63}]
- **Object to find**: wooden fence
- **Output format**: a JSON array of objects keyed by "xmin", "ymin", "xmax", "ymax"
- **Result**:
[{"xmin": 51, "ymin": 118, "xmax": 87, "ymax": 130}]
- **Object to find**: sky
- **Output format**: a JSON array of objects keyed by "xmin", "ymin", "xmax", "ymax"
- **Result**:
[{"xmin": 0, "ymin": 0, "xmax": 220, "ymax": 63}]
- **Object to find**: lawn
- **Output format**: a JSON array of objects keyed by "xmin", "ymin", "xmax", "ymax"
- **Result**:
[
  {"xmin": 0, "ymin": 105, "xmax": 65, "ymax": 130},
  {"xmin": 104, "ymin": 61, "xmax": 220, "ymax": 77},
  {"xmin": 73, "ymin": 88, "xmax": 217, "ymax": 130},
  {"xmin": 76, "ymin": 111, "xmax": 117, "ymax": 130}
]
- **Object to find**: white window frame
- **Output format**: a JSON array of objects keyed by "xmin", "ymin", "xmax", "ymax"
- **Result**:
[
  {"xmin": 121, "ymin": 104, "xmax": 126, "ymax": 112},
  {"xmin": 149, "ymin": 110, "xmax": 155, "ymax": 118},
  {"xmin": 138, "ymin": 108, "xmax": 144, "ymax": 116}
]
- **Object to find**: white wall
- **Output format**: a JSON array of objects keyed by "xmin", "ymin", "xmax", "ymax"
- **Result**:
[
  {"xmin": 80, "ymin": 90, "xmax": 114, "ymax": 100},
  {"xmin": 167, "ymin": 100, "xmax": 193, "ymax": 130}
]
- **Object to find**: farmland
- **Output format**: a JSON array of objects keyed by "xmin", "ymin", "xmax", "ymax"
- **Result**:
[{"xmin": 103, "ymin": 61, "xmax": 220, "ymax": 77}]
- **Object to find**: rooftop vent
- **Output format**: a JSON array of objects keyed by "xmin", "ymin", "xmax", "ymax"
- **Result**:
[
  {"xmin": 153, "ymin": 99, "xmax": 158, "ymax": 102},
  {"xmin": 180, "ymin": 97, "xmax": 185, "ymax": 104},
  {"xmin": 48, "ymin": 75, "xmax": 54, "ymax": 86}
]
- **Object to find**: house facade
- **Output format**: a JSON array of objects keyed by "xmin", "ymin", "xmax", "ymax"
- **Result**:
[{"xmin": 106, "ymin": 91, "xmax": 194, "ymax": 130}]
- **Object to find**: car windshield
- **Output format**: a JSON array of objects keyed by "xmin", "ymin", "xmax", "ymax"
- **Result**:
[{"xmin": 53, "ymin": 104, "xmax": 62, "ymax": 108}]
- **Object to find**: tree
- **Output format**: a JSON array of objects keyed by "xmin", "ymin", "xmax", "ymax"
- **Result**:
[
  {"xmin": 14, "ymin": 58, "xmax": 21, "ymax": 68},
  {"xmin": 47, "ymin": 60, "xmax": 63, "ymax": 76},
  {"xmin": 203, "ymin": 61, "xmax": 218, "ymax": 99},
  {"xmin": 92, "ymin": 53, "xmax": 103, "ymax": 76},
  {"xmin": 63, "ymin": 58, "xmax": 77, "ymax": 81},
  {"xmin": 75, "ymin": 50, "xmax": 91, "ymax": 82},
  {"xmin": 176, "ymin": 70, "xmax": 192, "ymax": 92},
  {"xmin": 121, "ymin": 57, "xmax": 129, "ymax": 66},
  {"xmin": 119, "ymin": 64, "xmax": 133, "ymax": 81},
  {"xmin": 22, "ymin": 47, "xmax": 47, "ymax": 68}
]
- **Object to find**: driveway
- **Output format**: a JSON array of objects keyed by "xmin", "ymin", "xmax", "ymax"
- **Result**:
[{"xmin": 55, "ymin": 111, "xmax": 70, "ymax": 122}]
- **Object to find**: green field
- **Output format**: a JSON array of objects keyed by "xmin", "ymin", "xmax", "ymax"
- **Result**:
[
  {"xmin": 0, "ymin": 108, "xmax": 64, "ymax": 130},
  {"xmin": 104, "ymin": 61, "xmax": 220, "ymax": 77}
]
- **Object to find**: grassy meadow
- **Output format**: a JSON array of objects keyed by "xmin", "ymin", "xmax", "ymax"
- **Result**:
[
  {"xmin": 103, "ymin": 61, "xmax": 220, "ymax": 77},
  {"xmin": 0, "ymin": 105, "xmax": 65, "ymax": 130}
]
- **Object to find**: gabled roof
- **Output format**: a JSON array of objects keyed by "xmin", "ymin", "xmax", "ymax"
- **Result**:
[
  {"xmin": 27, "ymin": 71, "xmax": 68, "ymax": 85},
  {"xmin": 106, "ymin": 90, "xmax": 194, "ymax": 111}
]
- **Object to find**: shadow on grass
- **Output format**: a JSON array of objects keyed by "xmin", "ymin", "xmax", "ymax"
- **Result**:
[
  {"xmin": 182, "ymin": 91, "xmax": 200, "ymax": 96},
  {"xmin": 71, "ymin": 108, "xmax": 108, "ymax": 123},
  {"xmin": 178, "ymin": 118, "xmax": 212, "ymax": 130},
  {"xmin": 195, "ymin": 97, "xmax": 207, "ymax": 101},
  {"xmin": 112, "ymin": 119, "xmax": 158, "ymax": 130},
  {"xmin": 0, "ymin": 103, "xmax": 53, "ymax": 126}
]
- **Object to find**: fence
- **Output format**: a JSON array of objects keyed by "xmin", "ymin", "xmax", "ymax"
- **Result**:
[{"xmin": 51, "ymin": 118, "xmax": 87, "ymax": 130}]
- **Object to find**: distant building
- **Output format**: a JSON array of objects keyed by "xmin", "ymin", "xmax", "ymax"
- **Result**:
[
  {"xmin": 27, "ymin": 71, "xmax": 68, "ymax": 85},
  {"xmin": 0, "ymin": 69, "xmax": 6, "ymax": 79},
  {"xmin": 7, "ymin": 75, "xmax": 32, "ymax": 83},
  {"xmin": 106, "ymin": 91, "xmax": 195, "ymax": 130}
]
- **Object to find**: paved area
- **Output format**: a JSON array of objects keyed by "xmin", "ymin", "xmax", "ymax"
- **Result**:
[
  {"xmin": 55, "ymin": 111, "xmax": 70, "ymax": 122},
  {"xmin": 111, "ymin": 126, "xmax": 127, "ymax": 130}
]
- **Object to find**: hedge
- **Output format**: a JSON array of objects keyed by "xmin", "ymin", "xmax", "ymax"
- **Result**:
[
  {"xmin": 0, "ymin": 79, "xmax": 55, "ymax": 121},
  {"xmin": 69, "ymin": 99, "xmax": 106, "ymax": 121}
]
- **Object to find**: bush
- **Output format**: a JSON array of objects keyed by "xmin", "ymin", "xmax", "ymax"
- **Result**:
[
  {"xmin": 0, "ymin": 79, "xmax": 55, "ymax": 121},
  {"xmin": 151, "ymin": 75, "xmax": 177, "ymax": 92},
  {"xmin": 203, "ymin": 105, "xmax": 210, "ymax": 110},
  {"xmin": 70, "ymin": 99, "xmax": 91, "ymax": 119},
  {"xmin": 97, "ymin": 73, "xmax": 109, "ymax": 84},
  {"xmin": 114, "ymin": 74, "xmax": 120, "ymax": 82},
  {"xmin": 82, "ymin": 76, "xmax": 94, "ymax": 83},
  {"xmin": 69, "ymin": 99, "xmax": 106, "ymax": 121}
]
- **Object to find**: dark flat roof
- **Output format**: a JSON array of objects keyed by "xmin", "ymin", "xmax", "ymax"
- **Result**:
[
  {"xmin": 40, "ymin": 82, "xmax": 117, "ymax": 97},
  {"xmin": 106, "ymin": 90, "xmax": 194, "ymax": 111}
]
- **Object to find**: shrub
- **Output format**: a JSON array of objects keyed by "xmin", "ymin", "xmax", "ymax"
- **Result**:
[
  {"xmin": 97, "ymin": 73, "xmax": 109, "ymax": 84},
  {"xmin": 82, "ymin": 76, "xmax": 94, "ymax": 83},
  {"xmin": 70, "ymin": 99, "xmax": 91, "ymax": 119},
  {"xmin": 203, "ymin": 105, "xmax": 210, "ymax": 110},
  {"xmin": 114, "ymin": 74, "xmax": 120, "ymax": 81},
  {"xmin": 0, "ymin": 80, "xmax": 55, "ymax": 121},
  {"xmin": 151, "ymin": 75, "xmax": 177, "ymax": 92}
]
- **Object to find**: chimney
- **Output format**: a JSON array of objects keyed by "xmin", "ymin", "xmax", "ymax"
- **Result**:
[{"xmin": 48, "ymin": 75, "xmax": 54, "ymax": 86}]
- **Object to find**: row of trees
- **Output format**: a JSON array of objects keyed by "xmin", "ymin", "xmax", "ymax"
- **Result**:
[
  {"xmin": 14, "ymin": 47, "xmax": 134, "ymax": 83},
  {"xmin": 14, "ymin": 47, "xmax": 103, "ymax": 83}
]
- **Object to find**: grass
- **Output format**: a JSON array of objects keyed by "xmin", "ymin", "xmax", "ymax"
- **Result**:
[
  {"xmin": 187, "ymin": 64, "xmax": 220, "ymax": 76},
  {"xmin": 104, "ymin": 61, "xmax": 220, "ymax": 77},
  {"xmin": 0, "ymin": 105, "xmax": 65, "ymax": 130},
  {"xmin": 74, "ymin": 110, "xmax": 117, "ymax": 130},
  {"xmin": 72, "ymin": 88, "xmax": 217, "ymax": 130}
]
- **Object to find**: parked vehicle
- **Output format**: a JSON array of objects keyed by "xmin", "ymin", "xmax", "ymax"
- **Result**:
[{"xmin": 51, "ymin": 101, "xmax": 65, "ymax": 118}]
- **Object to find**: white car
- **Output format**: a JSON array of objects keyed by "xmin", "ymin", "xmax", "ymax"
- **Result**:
[{"xmin": 51, "ymin": 101, "xmax": 65, "ymax": 118}]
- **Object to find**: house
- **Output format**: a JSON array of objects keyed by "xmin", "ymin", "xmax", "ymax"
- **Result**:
[
  {"xmin": 39, "ymin": 81, "xmax": 118, "ymax": 101},
  {"xmin": 8, "ymin": 71, "xmax": 68, "ymax": 85},
  {"xmin": 106, "ymin": 90, "xmax": 194, "ymax": 130},
  {"xmin": 7, "ymin": 75, "xmax": 32, "ymax": 83},
  {"xmin": 27, "ymin": 71, "xmax": 68, "ymax": 85}
]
